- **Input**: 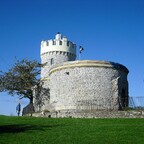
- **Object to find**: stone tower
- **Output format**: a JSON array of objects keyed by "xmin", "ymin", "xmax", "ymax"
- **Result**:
[
  {"xmin": 33, "ymin": 33, "xmax": 76, "ymax": 112},
  {"xmin": 40, "ymin": 32, "xmax": 76, "ymax": 78}
]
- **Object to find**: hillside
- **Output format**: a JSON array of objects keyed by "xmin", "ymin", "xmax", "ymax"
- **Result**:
[{"xmin": 0, "ymin": 116, "xmax": 144, "ymax": 144}]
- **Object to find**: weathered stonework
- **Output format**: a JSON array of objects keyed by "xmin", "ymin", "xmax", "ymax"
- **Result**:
[
  {"xmin": 33, "ymin": 78, "xmax": 50, "ymax": 112},
  {"xmin": 31, "ymin": 110, "xmax": 144, "ymax": 118},
  {"xmin": 41, "ymin": 51, "xmax": 75, "ymax": 78},
  {"xmin": 32, "ymin": 33, "xmax": 129, "ymax": 118},
  {"xmin": 49, "ymin": 60, "xmax": 128, "ymax": 115}
]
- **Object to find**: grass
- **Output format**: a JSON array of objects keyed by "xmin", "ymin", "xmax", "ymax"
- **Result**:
[{"xmin": 0, "ymin": 116, "xmax": 144, "ymax": 144}]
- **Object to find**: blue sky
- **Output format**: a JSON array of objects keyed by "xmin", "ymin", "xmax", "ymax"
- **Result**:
[{"xmin": 0, "ymin": 0, "xmax": 144, "ymax": 115}]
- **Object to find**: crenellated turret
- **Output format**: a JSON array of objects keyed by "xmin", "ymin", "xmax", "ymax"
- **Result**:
[
  {"xmin": 41, "ymin": 32, "xmax": 76, "ymax": 78},
  {"xmin": 41, "ymin": 33, "xmax": 76, "ymax": 56}
]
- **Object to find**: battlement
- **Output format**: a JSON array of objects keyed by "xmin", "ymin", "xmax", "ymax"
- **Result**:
[{"xmin": 41, "ymin": 33, "xmax": 76, "ymax": 55}]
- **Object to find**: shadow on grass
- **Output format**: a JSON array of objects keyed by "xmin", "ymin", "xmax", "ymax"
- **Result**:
[{"xmin": 0, "ymin": 124, "xmax": 63, "ymax": 134}]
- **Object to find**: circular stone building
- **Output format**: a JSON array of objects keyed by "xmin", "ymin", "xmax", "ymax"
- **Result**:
[
  {"xmin": 49, "ymin": 60, "xmax": 129, "ymax": 117},
  {"xmin": 33, "ymin": 33, "xmax": 129, "ymax": 118}
]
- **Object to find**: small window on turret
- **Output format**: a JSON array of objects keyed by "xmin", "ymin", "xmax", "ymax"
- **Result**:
[
  {"xmin": 46, "ymin": 42, "xmax": 49, "ymax": 46},
  {"xmin": 53, "ymin": 41, "xmax": 56, "ymax": 45},
  {"xmin": 59, "ymin": 41, "xmax": 62, "ymax": 45},
  {"xmin": 67, "ymin": 41, "xmax": 69, "ymax": 46},
  {"xmin": 50, "ymin": 58, "xmax": 54, "ymax": 65}
]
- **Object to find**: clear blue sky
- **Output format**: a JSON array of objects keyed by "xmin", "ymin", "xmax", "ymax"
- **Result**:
[{"xmin": 0, "ymin": 0, "xmax": 144, "ymax": 115}]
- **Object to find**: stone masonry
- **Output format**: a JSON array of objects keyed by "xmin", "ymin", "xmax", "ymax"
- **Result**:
[
  {"xmin": 49, "ymin": 61, "xmax": 128, "ymax": 115},
  {"xmin": 32, "ymin": 33, "xmax": 129, "ymax": 118}
]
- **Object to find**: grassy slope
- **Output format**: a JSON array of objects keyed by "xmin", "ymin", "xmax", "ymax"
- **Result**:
[{"xmin": 0, "ymin": 116, "xmax": 144, "ymax": 144}]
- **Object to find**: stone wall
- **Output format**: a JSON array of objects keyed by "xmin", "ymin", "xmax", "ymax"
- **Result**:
[
  {"xmin": 41, "ymin": 51, "xmax": 76, "ymax": 78},
  {"xmin": 32, "ymin": 110, "xmax": 144, "ymax": 118},
  {"xmin": 49, "ymin": 60, "xmax": 129, "ymax": 116},
  {"xmin": 33, "ymin": 60, "xmax": 129, "ymax": 117},
  {"xmin": 33, "ymin": 78, "xmax": 50, "ymax": 112}
]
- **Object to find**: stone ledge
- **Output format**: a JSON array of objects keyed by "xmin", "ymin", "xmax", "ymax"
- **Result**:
[
  {"xmin": 49, "ymin": 60, "xmax": 129, "ymax": 75},
  {"xmin": 40, "ymin": 77, "xmax": 50, "ymax": 81},
  {"xmin": 30, "ymin": 110, "xmax": 144, "ymax": 118}
]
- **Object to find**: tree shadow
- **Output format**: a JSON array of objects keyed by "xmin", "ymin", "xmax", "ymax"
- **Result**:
[{"xmin": 0, "ymin": 124, "xmax": 63, "ymax": 134}]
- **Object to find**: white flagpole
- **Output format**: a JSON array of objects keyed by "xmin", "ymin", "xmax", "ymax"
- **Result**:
[{"xmin": 79, "ymin": 52, "xmax": 81, "ymax": 60}]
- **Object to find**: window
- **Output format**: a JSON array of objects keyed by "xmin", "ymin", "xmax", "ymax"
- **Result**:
[
  {"xmin": 59, "ymin": 41, "xmax": 62, "ymax": 45},
  {"xmin": 50, "ymin": 58, "xmax": 54, "ymax": 65},
  {"xmin": 67, "ymin": 41, "xmax": 69, "ymax": 46},
  {"xmin": 46, "ymin": 42, "xmax": 49, "ymax": 46},
  {"xmin": 53, "ymin": 41, "xmax": 56, "ymax": 45}
]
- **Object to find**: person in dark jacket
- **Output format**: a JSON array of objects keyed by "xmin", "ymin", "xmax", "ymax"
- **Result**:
[{"xmin": 16, "ymin": 103, "xmax": 21, "ymax": 116}]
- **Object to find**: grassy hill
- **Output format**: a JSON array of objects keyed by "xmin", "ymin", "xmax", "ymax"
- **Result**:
[{"xmin": 0, "ymin": 116, "xmax": 144, "ymax": 144}]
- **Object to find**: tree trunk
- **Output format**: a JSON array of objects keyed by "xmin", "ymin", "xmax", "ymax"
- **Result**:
[{"xmin": 29, "ymin": 97, "xmax": 33, "ymax": 104}]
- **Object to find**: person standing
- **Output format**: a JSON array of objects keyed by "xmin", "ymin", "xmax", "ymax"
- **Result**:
[{"xmin": 16, "ymin": 103, "xmax": 21, "ymax": 116}]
